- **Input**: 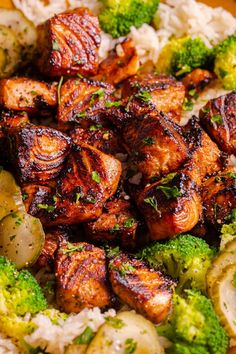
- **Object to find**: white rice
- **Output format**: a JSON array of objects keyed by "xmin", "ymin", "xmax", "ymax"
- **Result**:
[{"xmin": 0, "ymin": 334, "xmax": 19, "ymax": 354}]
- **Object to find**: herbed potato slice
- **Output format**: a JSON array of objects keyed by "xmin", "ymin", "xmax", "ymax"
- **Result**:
[
  {"xmin": 0, "ymin": 8, "xmax": 37, "ymax": 61},
  {"xmin": 0, "ymin": 25, "xmax": 21, "ymax": 78},
  {"xmin": 0, "ymin": 211, "xmax": 45, "ymax": 269}
]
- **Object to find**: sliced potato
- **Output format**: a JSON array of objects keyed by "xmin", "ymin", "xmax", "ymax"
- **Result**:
[
  {"xmin": 0, "ymin": 8, "xmax": 36, "ymax": 61},
  {"xmin": 86, "ymin": 311, "xmax": 164, "ymax": 354},
  {"xmin": 210, "ymin": 264, "xmax": 236, "ymax": 339},
  {"xmin": 0, "ymin": 25, "xmax": 21, "ymax": 78},
  {"xmin": 0, "ymin": 211, "xmax": 45, "ymax": 269},
  {"xmin": 0, "ymin": 169, "xmax": 22, "ymax": 195},
  {"xmin": 0, "ymin": 191, "xmax": 24, "ymax": 221},
  {"xmin": 207, "ymin": 239, "xmax": 236, "ymax": 298},
  {"xmin": 0, "ymin": 48, "xmax": 6, "ymax": 75}
]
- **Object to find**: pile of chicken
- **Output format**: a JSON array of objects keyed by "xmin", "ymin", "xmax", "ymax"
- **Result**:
[{"xmin": 0, "ymin": 7, "xmax": 235, "ymax": 324}]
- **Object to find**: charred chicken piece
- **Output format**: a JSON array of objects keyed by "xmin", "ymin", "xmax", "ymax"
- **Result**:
[
  {"xmin": 202, "ymin": 168, "xmax": 236, "ymax": 230},
  {"xmin": 84, "ymin": 198, "xmax": 139, "ymax": 249},
  {"xmin": 57, "ymin": 78, "xmax": 114, "ymax": 128},
  {"xmin": 108, "ymin": 102, "xmax": 188, "ymax": 182},
  {"xmin": 109, "ymin": 253, "xmax": 175, "ymax": 323},
  {"xmin": 36, "ymin": 226, "xmax": 70, "ymax": 268},
  {"xmin": 55, "ymin": 242, "xmax": 112, "ymax": 313},
  {"xmin": 94, "ymin": 38, "xmax": 139, "ymax": 85},
  {"xmin": 184, "ymin": 117, "xmax": 226, "ymax": 181},
  {"xmin": 122, "ymin": 73, "xmax": 185, "ymax": 123},
  {"xmin": 36, "ymin": 8, "xmax": 101, "ymax": 77},
  {"xmin": 8, "ymin": 124, "xmax": 71, "ymax": 184},
  {"xmin": 137, "ymin": 170, "xmax": 201, "ymax": 240},
  {"xmin": 70, "ymin": 126, "xmax": 125, "ymax": 155},
  {"xmin": 0, "ymin": 110, "xmax": 29, "ymax": 139},
  {"xmin": 182, "ymin": 68, "xmax": 214, "ymax": 95},
  {"xmin": 0, "ymin": 78, "xmax": 57, "ymax": 113},
  {"xmin": 199, "ymin": 91, "xmax": 236, "ymax": 155}
]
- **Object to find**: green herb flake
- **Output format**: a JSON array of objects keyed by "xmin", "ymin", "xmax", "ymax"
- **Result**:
[
  {"xmin": 159, "ymin": 172, "xmax": 177, "ymax": 185},
  {"xmin": 156, "ymin": 185, "xmax": 182, "ymax": 199},
  {"xmin": 123, "ymin": 218, "xmax": 135, "ymax": 228},
  {"xmin": 74, "ymin": 326, "xmax": 94, "ymax": 345},
  {"xmin": 89, "ymin": 124, "xmax": 103, "ymax": 131},
  {"xmin": 125, "ymin": 338, "xmax": 137, "ymax": 354},
  {"xmin": 76, "ymin": 111, "xmax": 87, "ymax": 119},
  {"xmin": 90, "ymin": 88, "xmax": 105, "ymax": 106},
  {"xmin": 144, "ymin": 196, "xmax": 158, "ymax": 212},
  {"xmin": 183, "ymin": 97, "xmax": 194, "ymax": 111},
  {"xmin": 62, "ymin": 242, "xmax": 85, "ymax": 255},
  {"xmin": 105, "ymin": 245, "xmax": 120, "ymax": 258},
  {"xmin": 92, "ymin": 171, "xmax": 101, "ymax": 184},
  {"xmin": 211, "ymin": 114, "xmax": 223, "ymax": 125},
  {"xmin": 110, "ymin": 224, "xmax": 120, "ymax": 234},
  {"xmin": 201, "ymin": 107, "xmax": 210, "ymax": 114},
  {"xmin": 84, "ymin": 196, "xmax": 97, "ymax": 204},
  {"xmin": 75, "ymin": 193, "xmax": 81, "ymax": 203},
  {"xmin": 142, "ymin": 137, "xmax": 155, "ymax": 145},
  {"xmin": 22, "ymin": 193, "xmax": 28, "ymax": 201},
  {"xmin": 30, "ymin": 90, "xmax": 38, "ymax": 95},
  {"xmin": 226, "ymin": 172, "xmax": 236, "ymax": 180},
  {"xmin": 37, "ymin": 203, "xmax": 56, "ymax": 213},
  {"xmin": 105, "ymin": 100, "xmax": 122, "ymax": 108},
  {"xmin": 118, "ymin": 262, "xmax": 136, "ymax": 277},
  {"xmin": 57, "ymin": 76, "xmax": 64, "ymax": 105},
  {"xmin": 135, "ymin": 90, "xmax": 152, "ymax": 103},
  {"xmin": 52, "ymin": 39, "xmax": 61, "ymax": 51},
  {"xmin": 105, "ymin": 316, "xmax": 125, "ymax": 329}
]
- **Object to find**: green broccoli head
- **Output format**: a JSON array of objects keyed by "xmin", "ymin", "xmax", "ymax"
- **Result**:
[
  {"xmin": 0, "ymin": 256, "xmax": 47, "ymax": 316},
  {"xmin": 214, "ymin": 34, "xmax": 236, "ymax": 90},
  {"xmin": 99, "ymin": 0, "xmax": 160, "ymax": 38},
  {"xmin": 156, "ymin": 36, "xmax": 213, "ymax": 76},
  {"xmin": 139, "ymin": 234, "xmax": 216, "ymax": 293},
  {"xmin": 158, "ymin": 290, "xmax": 228, "ymax": 354}
]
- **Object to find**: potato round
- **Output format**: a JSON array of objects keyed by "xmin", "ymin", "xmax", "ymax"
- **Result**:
[
  {"xmin": 86, "ymin": 311, "xmax": 164, "ymax": 354},
  {"xmin": 0, "ymin": 211, "xmax": 45, "ymax": 269}
]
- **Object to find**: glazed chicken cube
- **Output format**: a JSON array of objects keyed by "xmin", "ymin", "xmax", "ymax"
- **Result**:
[
  {"xmin": 182, "ymin": 68, "xmax": 214, "ymax": 95},
  {"xmin": 55, "ymin": 242, "xmax": 112, "ymax": 313},
  {"xmin": 109, "ymin": 253, "xmax": 175, "ymax": 323},
  {"xmin": 8, "ymin": 124, "xmax": 71, "ymax": 184},
  {"xmin": 122, "ymin": 73, "xmax": 185, "ymax": 123},
  {"xmin": 0, "ymin": 110, "xmax": 29, "ymax": 139},
  {"xmin": 108, "ymin": 102, "xmax": 188, "ymax": 182},
  {"xmin": 70, "ymin": 126, "xmax": 124, "ymax": 155},
  {"xmin": 36, "ymin": 8, "xmax": 101, "ymax": 77},
  {"xmin": 94, "ymin": 38, "xmax": 140, "ymax": 85},
  {"xmin": 84, "ymin": 198, "xmax": 139, "ymax": 248},
  {"xmin": 202, "ymin": 168, "xmax": 236, "ymax": 230},
  {"xmin": 199, "ymin": 91, "xmax": 236, "ymax": 155},
  {"xmin": 57, "ymin": 78, "xmax": 114, "ymax": 128},
  {"xmin": 137, "ymin": 170, "xmax": 202, "ymax": 240},
  {"xmin": 0, "ymin": 78, "xmax": 57, "ymax": 113}
]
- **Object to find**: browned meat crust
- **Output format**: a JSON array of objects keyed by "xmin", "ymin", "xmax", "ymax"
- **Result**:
[
  {"xmin": 0, "ymin": 78, "xmax": 57, "ymax": 113},
  {"xmin": 122, "ymin": 73, "xmax": 185, "ymax": 123},
  {"xmin": 109, "ymin": 253, "xmax": 175, "ymax": 323},
  {"xmin": 94, "ymin": 38, "xmax": 139, "ymax": 85},
  {"xmin": 199, "ymin": 91, "xmax": 236, "ymax": 155},
  {"xmin": 36, "ymin": 8, "xmax": 101, "ymax": 77},
  {"xmin": 8, "ymin": 124, "xmax": 71, "ymax": 184},
  {"xmin": 182, "ymin": 68, "xmax": 214, "ymax": 95},
  {"xmin": 57, "ymin": 78, "xmax": 114, "ymax": 128},
  {"xmin": 55, "ymin": 242, "xmax": 112, "ymax": 313}
]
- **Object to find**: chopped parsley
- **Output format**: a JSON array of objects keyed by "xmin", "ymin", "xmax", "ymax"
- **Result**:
[
  {"xmin": 135, "ymin": 90, "xmax": 151, "ymax": 103},
  {"xmin": 105, "ymin": 316, "xmax": 125, "ymax": 329},
  {"xmin": 74, "ymin": 326, "xmax": 94, "ymax": 345},
  {"xmin": 105, "ymin": 245, "xmax": 120, "ymax": 258},
  {"xmin": 22, "ymin": 193, "xmax": 28, "ymax": 201},
  {"xmin": 183, "ymin": 97, "xmax": 194, "ymax": 111},
  {"xmin": 84, "ymin": 196, "xmax": 97, "ymax": 204},
  {"xmin": 76, "ymin": 111, "xmax": 86, "ymax": 118},
  {"xmin": 201, "ymin": 107, "xmax": 210, "ymax": 114},
  {"xmin": 224, "ymin": 208, "xmax": 236, "ymax": 222},
  {"xmin": 188, "ymin": 88, "xmax": 199, "ymax": 100},
  {"xmin": 75, "ymin": 192, "xmax": 81, "ymax": 203},
  {"xmin": 90, "ymin": 88, "xmax": 105, "ymax": 106},
  {"xmin": 62, "ymin": 242, "xmax": 85, "ymax": 255},
  {"xmin": 52, "ymin": 39, "xmax": 61, "ymax": 51},
  {"xmin": 144, "ymin": 196, "xmax": 158, "ymax": 212},
  {"xmin": 142, "ymin": 137, "xmax": 155, "ymax": 145},
  {"xmin": 89, "ymin": 124, "xmax": 103, "ymax": 131},
  {"xmin": 105, "ymin": 100, "xmax": 122, "ymax": 108},
  {"xmin": 110, "ymin": 224, "xmax": 120, "ymax": 234},
  {"xmin": 57, "ymin": 76, "xmax": 64, "ymax": 105},
  {"xmin": 92, "ymin": 171, "xmax": 101, "ymax": 184},
  {"xmin": 125, "ymin": 338, "xmax": 137, "ymax": 354},
  {"xmin": 156, "ymin": 185, "xmax": 182, "ymax": 199},
  {"xmin": 159, "ymin": 172, "xmax": 177, "ymax": 185},
  {"xmin": 211, "ymin": 114, "xmax": 223, "ymax": 125},
  {"xmin": 11, "ymin": 212, "xmax": 22, "ymax": 226},
  {"xmin": 227, "ymin": 172, "xmax": 236, "ymax": 180},
  {"xmin": 123, "ymin": 218, "xmax": 135, "ymax": 228},
  {"xmin": 37, "ymin": 203, "xmax": 55, "ymax": 213},
  {"xmin": 118, "ymin": 262, "xmax": 136, "ymax": 277}
]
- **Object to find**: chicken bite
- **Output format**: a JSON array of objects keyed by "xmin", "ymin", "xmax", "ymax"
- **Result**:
[
  {"xmin": 109, "ymin": 253, "xmax": 175, "ymax": 323},
  {"xmin": 122, "ymin": 73, "xmax": 185, "ymax": 123},
  {"xmin": 55, "ymin": 242, "xmax": 112, "ymax": 313},
  {"xmin": 182, "ymin": 68, "xmax": 214, "ymax": 95},
  {"xmin": 36, "ymin": 8, "xmax": 101, "ymax": 77},
  {"xmin": 0, "ymin": 77, "xmax": 57, "ymax": 113},
  {"xmin": 199, "ymin": 91, "xmax": 236, "ymax": 155}
]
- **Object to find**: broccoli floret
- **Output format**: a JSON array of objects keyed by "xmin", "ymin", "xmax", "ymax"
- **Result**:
[
  {"xmin": 0, "ymin": 256, "xmax": 47, "ymax": 316},
  {"xmin": 158, "ymin": 290, "xmax": 228, "ymax": 354},
  {"xmin": 99, "ymin": 0, "xmax": 160, "ymax": 38},
  {"xmin": 156, "ymin": 36, "xmax": 213, "ymax": 77},
  {"xmin": 220, "ymin": 218, "xmax": 236, "ymax": 249},
  {"xmin": 214, "ymin": 34, "xmax": 236, "ymax": 90},
  {"xmin": 139, "ymin": 234, "xmax": 216, "ymax": 293}
]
